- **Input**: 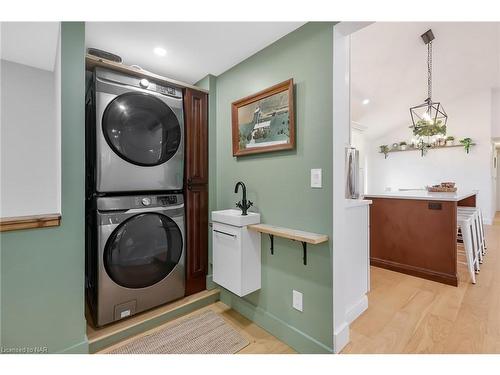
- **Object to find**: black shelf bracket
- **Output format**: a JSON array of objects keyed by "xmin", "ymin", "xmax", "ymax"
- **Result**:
[
  {"xmin": 301, "ymin": 242, "xmax": 307, "ymax": 265},
  {"xmin": 267, "ymin": 234, "xmax": 308, "ymax": 265}
]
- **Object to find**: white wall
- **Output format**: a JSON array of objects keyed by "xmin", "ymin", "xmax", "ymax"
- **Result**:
[
  {"xmin": 0, "ymin": 59, "xmax": 60, "ymax": 217},
  {"xmin": 54, "ymin": 30, "xmax": 61, "ymax": 215},
  {"xmin": 496, "ymin": 150, "xmax": 500, "ymax": 212},
  {"xmin": 491, "ymin": 88, "xmax": 500, "ymax": 138},
  {"xmin": 332, "ymin": 22, "xmax": 374, "ymax": 354},
  {"xmin": 367, "ymin": 89, "xmax": 494, "ymax": 223}
]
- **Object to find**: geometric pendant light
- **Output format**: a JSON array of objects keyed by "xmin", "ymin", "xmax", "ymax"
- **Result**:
[{"xmin": 409, "ymin": 29, "xmax": 448, "ymax": 136}]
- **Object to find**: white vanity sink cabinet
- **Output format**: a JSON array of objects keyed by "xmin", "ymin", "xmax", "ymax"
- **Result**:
[{"xmin": 211, "ymin": 210, "xmax": 261, "ymax": 297}]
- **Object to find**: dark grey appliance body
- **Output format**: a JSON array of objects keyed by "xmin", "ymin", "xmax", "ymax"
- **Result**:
[
  {"xmin": 88, "ymin": 193, "xmax": 185, "ymax": 327},
  {"xmin": 94, "ymin": 67, "xmax": 184, "ymax": 193}
]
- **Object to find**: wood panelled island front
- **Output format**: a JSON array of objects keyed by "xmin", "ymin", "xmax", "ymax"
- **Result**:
[{"xmin": 364, "ymin": 191, "xmax": 477, "ymax": 286}]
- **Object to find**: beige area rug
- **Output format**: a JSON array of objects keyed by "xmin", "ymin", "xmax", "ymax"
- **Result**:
[{"xmin": 107, "ymin": 310, "xmax": 250, "ymax": 354}]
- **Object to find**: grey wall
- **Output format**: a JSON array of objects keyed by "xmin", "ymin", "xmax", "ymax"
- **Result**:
[{"xmin": 0, "ymin": 60, "xmax": 59, "ymax": 217}]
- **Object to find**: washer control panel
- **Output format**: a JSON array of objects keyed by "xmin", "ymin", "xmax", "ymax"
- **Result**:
[
  {"xmin": 158, "ymin": 195, "xmax": 178, "ymax": 205},
  {"xmin": 98, "ymin": 194, "xmax": 183, "ymax": 212}
]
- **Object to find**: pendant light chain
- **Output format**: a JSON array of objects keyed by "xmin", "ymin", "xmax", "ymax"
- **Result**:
[
  {"xmin": 409, "ymin": 29, "xmax": 447, "ymax": 132},
  {"xmin": 427, "ymin": 41, "xmax": 432, "ymax": 102}
]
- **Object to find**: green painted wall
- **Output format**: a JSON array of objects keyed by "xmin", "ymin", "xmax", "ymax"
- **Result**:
[
  {"xmin": 0, "ymin": 22, "xmax": 87, "ymax": 354},
  {"xmin": 211, "ymin": 22, "xmax": 334, "ymax": 353}
]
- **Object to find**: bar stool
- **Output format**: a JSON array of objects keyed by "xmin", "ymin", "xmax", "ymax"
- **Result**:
[
  {"xmin": 457, "ymin": 214, "xmax": 479, "ymax": 284},
  {"xmin": 460, "ymin": 208, "xmax": 484, "ymax": 263},
  {"xmin": 457, "ymin": 207, "xmax": 486, "ymax": 256},
  {"xmin": 457, "ymin": 210, "xmax": 480, "ymax": 263},
  {"xmin": 458, "ymin": 211, "xmax": 482, "ymax": 269}
]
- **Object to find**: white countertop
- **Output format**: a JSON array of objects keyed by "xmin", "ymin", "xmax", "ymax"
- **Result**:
[
  {"xmin": 345, "ymin": 199, "xmax": 372, "ymax": 209},
  {"xmin": 364, "ymin": 190, "xmax": 477, "ymax": 202}
]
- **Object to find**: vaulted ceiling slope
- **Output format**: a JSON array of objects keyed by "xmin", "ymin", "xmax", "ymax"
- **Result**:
[
  {"xmin": 351, "ymin": 22, "xmax": 500, "ymax": 139},
  {"xmin": 85, "ymin": 22, "xmax": 305, "ymax": 84},
  {"xmin": 1, "ymin": 22, "xmax": 60, "ymax": 71}
]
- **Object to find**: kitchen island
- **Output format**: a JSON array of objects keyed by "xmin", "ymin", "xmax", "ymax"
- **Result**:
[{"xmin": 364, "ymin": 190, "xmax": 477, "ymax": 286}]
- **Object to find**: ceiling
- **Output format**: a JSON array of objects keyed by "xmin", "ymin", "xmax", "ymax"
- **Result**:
[
  {"xmin": 1, "ymin": 22, "xmax": 60, "ymax": 71},
  {"xmin": 351, "ymin": 22, "xmax": 500, "ymax": 139},
  {"xmin": 85, "ymin": 22, "xmax": 305, "ymax": 84}
]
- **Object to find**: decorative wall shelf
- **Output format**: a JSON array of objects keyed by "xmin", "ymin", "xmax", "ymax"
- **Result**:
[
  {"xmin": 380, "ymin": 143, "xmax": 476, "ymax": 158},
  {"xmin": 247, "ymin": 224, "xmax": 328, "ymax": 265},
  {"xmin": 0, "ymin": 214, "xmax": 61, "ymax": 232}
]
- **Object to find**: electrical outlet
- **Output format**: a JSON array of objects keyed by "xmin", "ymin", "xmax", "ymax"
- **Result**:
[
  {"xmin": 311, "ymin": 168, "xmax": 322, "ymax": 188},
  {"xmin": 292, "ymin": 290, "xmax": 303, "ymax": 312}
]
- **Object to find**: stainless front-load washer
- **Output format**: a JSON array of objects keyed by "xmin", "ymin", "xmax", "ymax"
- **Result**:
[
  {"xmin": 89, "ymin": 193, "xmax": 185, "ymax": 327},
  {"xmin": 93, "ymin": 67, "xmax": 184, "ymax": 193}
]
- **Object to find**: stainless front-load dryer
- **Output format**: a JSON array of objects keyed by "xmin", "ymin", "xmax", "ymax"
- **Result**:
[
  {"xmin": 94, "ymin": 67, "xmax": 184, "ymax": 193},
  {"xmin": 92, "ymin": 193, "xmax": 185, "ymax": 327}
]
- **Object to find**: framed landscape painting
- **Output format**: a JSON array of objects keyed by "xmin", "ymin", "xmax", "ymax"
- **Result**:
[{"xmin": 231, "ymin": 79, "xmax": 295, "ymax": 156}]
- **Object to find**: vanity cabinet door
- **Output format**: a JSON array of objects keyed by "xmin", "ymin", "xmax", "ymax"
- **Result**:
[{"xmin": 184, "ymin": 88, "xmax": 209, "ymax": 296}]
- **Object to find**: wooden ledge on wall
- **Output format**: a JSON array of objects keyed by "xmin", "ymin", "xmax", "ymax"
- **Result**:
[{"xmin": 0, "ymin": 213, "xmax": 61, "ymax": 232}]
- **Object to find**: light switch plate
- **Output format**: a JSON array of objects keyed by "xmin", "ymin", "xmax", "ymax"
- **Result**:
[
  {"xmin": 311, "ymin": 168, "xmax": 322, "ymax": 188},
  {"xmin": 292, "ymin": 290, "xmax": 303, "ymax": 312}
]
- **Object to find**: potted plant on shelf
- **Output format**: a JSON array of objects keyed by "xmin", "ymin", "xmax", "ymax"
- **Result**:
[
  {"xmin": 399, "ymin": 141, "xmax": 407, "ymax": 151},
  {"xmin": 460, "ymin": 138, "xmax": 473, "ymax": 153},
  {"xmin": 411, "ymin": 119, "xmax": 447, "ymax": 137},
  {"xmin": 416, "ymin": 139, "xmax": 431, "ymax": 157},
  {"xmin": 379, "ymin": 145, "xmax": 390, "ymax": 159},
  {"xmin": 446, "ymin": 136, "xmax": 455, "ymax": 146}
]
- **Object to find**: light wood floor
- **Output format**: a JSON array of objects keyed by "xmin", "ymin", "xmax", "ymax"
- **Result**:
[
  {"xmin": 342, "ymin": 212, "xmax": 500, "ymax": 353},
  {"xmin": 99, "ymin": 301, "xmax": 295, "ymax": 354}
]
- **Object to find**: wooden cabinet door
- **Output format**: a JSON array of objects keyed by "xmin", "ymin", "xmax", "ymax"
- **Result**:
[
  {"xmin": 185, "ymin": 184, "xmax": 209, "ymax": 295},
  {"xmin": 184, "ymin": 89, "xmax": 208, "ymax": 187},
  {"xmin": 184, "ymin": 88, "xmax": 209, "ymax": 295}
]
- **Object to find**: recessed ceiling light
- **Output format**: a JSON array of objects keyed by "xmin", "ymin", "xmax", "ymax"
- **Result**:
[
  {"xmin": 153, "ymin": 47, "xmax": 167, "ymax": 57},
  {"xmin": 362, "ymin": 99, "xmax": 370, "ymax": 105}
]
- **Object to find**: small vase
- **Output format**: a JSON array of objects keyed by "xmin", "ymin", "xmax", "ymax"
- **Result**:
[{"xmin": 400, "ymin": 145, "xmax": 407, "ymax": 151}]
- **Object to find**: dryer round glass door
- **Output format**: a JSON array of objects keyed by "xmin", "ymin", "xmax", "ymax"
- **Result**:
[
  {"xmin": 102, "ymin": 92, "xmax": 181, "ymax": 166},
  {"xmin": 104, "ymin": 213, "xmax": 183, "ymax": 289}
]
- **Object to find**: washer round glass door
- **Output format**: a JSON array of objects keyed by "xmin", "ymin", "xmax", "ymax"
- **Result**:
[
  {"xmin": 102, "ymin": 92, "xmax": 181, "ymax": 166},
  {"xmin": 104, "ymin": 213, "xmax": 183, "ymax": 289}
]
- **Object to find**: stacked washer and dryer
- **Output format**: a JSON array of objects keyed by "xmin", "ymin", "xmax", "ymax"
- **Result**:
[{"xmin": 85, "ymin": 67, "xmax": 186, "ymax": 327}]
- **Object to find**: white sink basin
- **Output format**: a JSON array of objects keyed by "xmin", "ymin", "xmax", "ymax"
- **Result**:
[{"xmin": 211, "ymin": 209, "xmax": 260, "ymax": 227}]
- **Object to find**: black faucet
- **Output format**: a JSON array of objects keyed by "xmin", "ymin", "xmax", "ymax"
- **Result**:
[{"xmin": 234, "ymin": 181, "xmax": 253, "ymax": 216}]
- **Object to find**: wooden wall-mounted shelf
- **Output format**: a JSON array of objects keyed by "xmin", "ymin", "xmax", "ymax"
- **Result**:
[
  {"xmin": 247, "ymin": 224, "xmax": 328, "ymax": 265},
  {"xmin": 0, "ymin": 214, "xmax": 61, "ymax": 232},
  {"xmin": 382, "ymin": 144, "xmax": 475, "ymax": 154},
  {"xmin": 381, "ymin": 143, "xmax": 476, "ymax": 158}
]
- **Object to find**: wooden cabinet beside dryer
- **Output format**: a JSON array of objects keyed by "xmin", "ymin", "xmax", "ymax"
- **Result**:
[{"xmin": 184, "ymin": 88, "xmax": 209, "ymax": 296}]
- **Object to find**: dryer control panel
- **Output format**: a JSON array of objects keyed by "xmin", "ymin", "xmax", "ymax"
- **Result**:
[{"xmin": 156, "ymin": 85, "xmax": 179, "ymax": 97}]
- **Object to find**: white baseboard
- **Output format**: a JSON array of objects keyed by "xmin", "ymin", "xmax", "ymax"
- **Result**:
[
  {"xmin": 333, "ymin": 295, "xmax": 368, "ymax": 354},
  {"xmin": 333, "ymin": 322, "xmax": 350, "ymax": 353},
  {"xmin": 345, "ymin": 295, "xmax": 368, "ymax": 324}
]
